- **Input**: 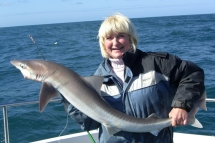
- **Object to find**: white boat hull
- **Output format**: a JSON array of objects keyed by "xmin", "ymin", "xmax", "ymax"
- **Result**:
[{"xmin": 31, "ymin": 130, "xmax": 215, "ymax": 143}]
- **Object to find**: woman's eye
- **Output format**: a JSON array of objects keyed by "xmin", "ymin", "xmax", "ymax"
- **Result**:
[
  {"xmin": 118, "ymin": 33, "xmax": 126, "ymax": 38},
  {"xmin": 106, "ymin": 37, "xmax": 112, "ymax": 40}
]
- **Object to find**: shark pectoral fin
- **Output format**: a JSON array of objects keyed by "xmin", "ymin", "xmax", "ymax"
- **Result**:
[
  {"xmin": 82, "ymin": 76, "xmax": 104, "ymax": 94},
  {"xmin": 103, "ymin": 124, "xmax": 121, "ymax": 135},
  {"xmin": 39, "ymin": 82, "xmax": 60, "ymax": 112},
  {"xmin": 187, "ymin": 117, "xmax": 203, "ymax": 128}
]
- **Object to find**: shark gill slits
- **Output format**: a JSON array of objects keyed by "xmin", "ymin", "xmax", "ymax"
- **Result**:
[{"xmin": 36, "ymin": 74, "xmax": 40, "ymax": 80}]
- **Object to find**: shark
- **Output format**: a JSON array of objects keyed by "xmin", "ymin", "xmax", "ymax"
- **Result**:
[{"xmin": 10, "ymin": 60, "xmax": 207, "ymax": 135}]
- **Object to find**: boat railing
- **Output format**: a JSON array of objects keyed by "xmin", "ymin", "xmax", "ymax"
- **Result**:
[
  {"xmin": 0, "ymin": 98, "xmax": 62, "ymax": 143},
  {"xmin": 1, "ymin": 98, "xmax": 215, "ymax": 143}
]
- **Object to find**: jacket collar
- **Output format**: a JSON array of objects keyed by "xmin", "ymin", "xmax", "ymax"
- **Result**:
[{"xmin": 122, "ymin": 49, "xmax": 140, "ymax": 70}]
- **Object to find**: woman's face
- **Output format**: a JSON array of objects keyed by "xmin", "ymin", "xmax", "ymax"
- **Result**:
[{"xmin": 104, "ymin": 32, "xmax": 131, "ymax": 59}]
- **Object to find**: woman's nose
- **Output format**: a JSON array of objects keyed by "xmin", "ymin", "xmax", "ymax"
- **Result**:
[{"xmin": 113, "ymin": 37, "xmax": 120, "ymax": 46}]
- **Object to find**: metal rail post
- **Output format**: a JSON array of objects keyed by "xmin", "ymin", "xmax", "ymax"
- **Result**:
[{"xmin": 3, "ymin": 106, "xmax": 9, "ymax": 143}]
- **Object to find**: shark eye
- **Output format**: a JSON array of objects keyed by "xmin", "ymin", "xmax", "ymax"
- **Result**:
[{"xmin": 20, "ymin": 63, "xmax": 26, "ymax": 69}]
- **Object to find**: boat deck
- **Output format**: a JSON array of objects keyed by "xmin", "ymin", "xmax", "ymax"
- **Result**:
[{"xmin": 31, "ymin": 130, "xmax": 215, "ymax": 143}]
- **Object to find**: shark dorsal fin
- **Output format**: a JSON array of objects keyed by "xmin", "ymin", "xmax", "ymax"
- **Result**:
[{"xmin": 82, "ymin": 76, "xmax": 104, "ymax": 94}]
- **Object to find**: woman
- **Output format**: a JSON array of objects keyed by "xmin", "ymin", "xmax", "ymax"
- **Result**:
[{"xmin": 66, "ymin": 13, "xmax": 205, "ymax": 143}]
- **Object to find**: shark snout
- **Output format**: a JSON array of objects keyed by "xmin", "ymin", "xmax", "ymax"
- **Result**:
[
  {"xmin": 10, "ymin": 60, "xmax": 19, "ymax": 67},
  {"xmin": 10, "ymin": 60, "xmax": 28, "ymax": 78}
]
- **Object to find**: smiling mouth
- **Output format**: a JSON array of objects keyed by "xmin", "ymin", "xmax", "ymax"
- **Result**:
[{"xmin": 112, "ymin": 47, "xmax": 123, "ymax": 50}]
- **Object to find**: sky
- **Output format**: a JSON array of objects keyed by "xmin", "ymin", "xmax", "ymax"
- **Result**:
[{"xmin": 0, "ymin": 0, "xmax": 215, "ymax": 27}]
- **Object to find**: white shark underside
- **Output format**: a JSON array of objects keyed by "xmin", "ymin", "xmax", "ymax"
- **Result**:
[{"xmin": 10, "ymin": 60, "xmax": 207, "ymax": 135}]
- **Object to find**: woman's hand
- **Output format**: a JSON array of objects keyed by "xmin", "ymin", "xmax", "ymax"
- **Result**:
[{"xmin": 169, "ymin": 108, "xmax": 188, "ymax": 127}]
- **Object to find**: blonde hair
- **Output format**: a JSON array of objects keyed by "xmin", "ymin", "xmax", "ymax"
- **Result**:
[{"xmin": 98, "ymin": 13, "xmax": 138, "ymax": 58}]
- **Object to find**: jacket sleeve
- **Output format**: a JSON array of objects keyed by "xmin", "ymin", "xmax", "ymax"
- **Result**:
[
  {"xmin": 152, "ymin": 52, "xmax": 205, "ymax": 112},
  {"xmin": 166, "ymin": 54, "xmax": 205, "ymax": 112},
  {"xmin": 62, "ymin": 97, "xmax": 101, "ymax": 131}
]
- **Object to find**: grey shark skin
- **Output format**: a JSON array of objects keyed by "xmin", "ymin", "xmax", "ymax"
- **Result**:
[{"xmin": 10, "ymin": 60, "xmax": 207, "ymax": 135}]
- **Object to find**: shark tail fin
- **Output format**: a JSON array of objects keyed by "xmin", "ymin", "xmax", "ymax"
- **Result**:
[
  {"xmin": 197, "ymin": 91, "xmax": 207, "ymax": 111},
  {"xmin": 187, "ymin": 91, "xmax": 207, "ymax": 128},
  {"xmin": 187, "ymin": 117, "xmax": 203, "ymax": 128}
]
